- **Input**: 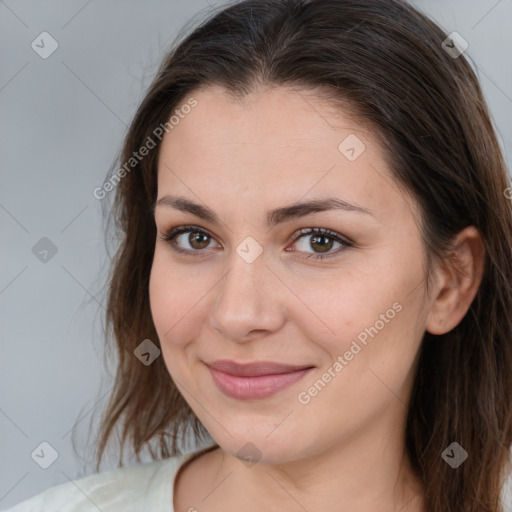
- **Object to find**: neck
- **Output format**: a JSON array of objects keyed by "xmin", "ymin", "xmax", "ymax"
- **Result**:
[{"xmin": 199, "ymin": 399, "xmax": 425, "ymax": 512}]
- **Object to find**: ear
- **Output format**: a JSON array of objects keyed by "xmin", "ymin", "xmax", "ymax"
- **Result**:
[{"xmin": 425, "ymin": 226, "xmax": 485, "ymax": 335}]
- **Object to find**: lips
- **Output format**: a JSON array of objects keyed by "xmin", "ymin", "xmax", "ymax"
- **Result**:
[
  {"xmin": 206, "ymin": 359, "xmax": 314, "ymax": 377},
  {"xmin": 205, "ymin": 360, "xmax": 315, "ymax": 400}
]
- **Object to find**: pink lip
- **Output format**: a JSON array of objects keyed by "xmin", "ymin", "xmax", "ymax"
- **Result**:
[{"xmin": 205, "ymin": 360, "xmax": 314, "ymax": 400}]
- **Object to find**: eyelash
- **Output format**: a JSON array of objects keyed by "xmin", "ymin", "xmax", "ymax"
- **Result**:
[{"xmin": 158, "ymin": 224, "xmax": 353, "ymax": 261}]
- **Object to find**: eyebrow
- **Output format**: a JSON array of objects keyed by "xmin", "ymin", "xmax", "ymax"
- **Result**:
[{"xmin": 152, "ymin": 194, "xmax": 374, "ymax": 226}]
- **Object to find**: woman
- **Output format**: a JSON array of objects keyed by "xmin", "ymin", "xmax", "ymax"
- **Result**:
[{"xmin": 8, "ymin": 0, "xmax": 512, "ymax": 511}]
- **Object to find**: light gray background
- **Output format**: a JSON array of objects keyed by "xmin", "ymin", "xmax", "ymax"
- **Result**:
[{"xmin": 1, "ymin": 0, "xmax": 511, "ymax": 509}]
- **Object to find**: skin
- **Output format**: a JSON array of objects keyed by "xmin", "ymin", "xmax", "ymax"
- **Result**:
[{"xmin": 149, "ymin": 85, "xmax": 485, "ymax": 512}]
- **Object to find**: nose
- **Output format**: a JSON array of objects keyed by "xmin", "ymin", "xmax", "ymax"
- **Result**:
[{"xmin": 208, "ymin": 247, "xmax": 286, "ymax": 343}]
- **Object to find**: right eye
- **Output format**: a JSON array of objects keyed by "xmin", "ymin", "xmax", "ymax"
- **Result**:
[{"xmin": 159, "ymin": 225, "xmax": 221, "ymax": 257}]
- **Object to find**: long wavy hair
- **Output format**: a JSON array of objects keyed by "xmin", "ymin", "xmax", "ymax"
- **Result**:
[{"xmin": 92, "ymin": 1, "xmax": 512, "ymax": 510}]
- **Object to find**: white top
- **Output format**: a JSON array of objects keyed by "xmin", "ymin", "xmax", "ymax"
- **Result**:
[
  {"xmin": 4, "ymin": 444, "xmax": 218, "ymax": 512},
  {"xmin": 6, "ymin": 444, "xmax": 512, "ymax": 511}
]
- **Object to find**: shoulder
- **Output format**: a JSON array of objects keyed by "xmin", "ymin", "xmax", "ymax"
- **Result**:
[{"xmin": 4, "ymin": 455, "xmax": 187, "ymax": 512}]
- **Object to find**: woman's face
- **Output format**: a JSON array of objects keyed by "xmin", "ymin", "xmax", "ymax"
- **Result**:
[{"xmin": 149, "ymin": 85, "xmax": 433, "ymax": 464}]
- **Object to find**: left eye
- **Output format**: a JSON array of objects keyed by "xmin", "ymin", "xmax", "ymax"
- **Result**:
[
  {"xmin": 159, "ymin": 225, "xmax": 352, "ymax": 260},
  {"xmin": 287, "ymin": 227, "xmax": 352, "ymax": 260}
]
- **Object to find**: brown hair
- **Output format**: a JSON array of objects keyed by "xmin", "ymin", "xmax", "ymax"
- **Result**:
[{"xmin": 93, "ymin": 1, "xmax": 512, "ymax": 510}]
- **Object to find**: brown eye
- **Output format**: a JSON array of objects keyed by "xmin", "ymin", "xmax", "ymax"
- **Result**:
[
  {"xmin": 160, "ymin": 225, "xmax": 352, "ymax": 261},
  {"xmin": 309, "ymin": 234, "xmax": 334, "ymax": 253},
  {"xmin": 289, "ymin": 228, "xmax": 353, "ymax": 260},
  {"xmin": 187, "ymin": 231, "xmax": 211, "ymax": 250},
  {"xmin": 159, "ymin": 225, "xmax": 219, "ymax": 257}
]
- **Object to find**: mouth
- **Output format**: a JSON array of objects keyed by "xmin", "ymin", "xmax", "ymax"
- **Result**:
[{"xmin": 205, "ymin": 360, "xmax": 315, "ymax": 400}]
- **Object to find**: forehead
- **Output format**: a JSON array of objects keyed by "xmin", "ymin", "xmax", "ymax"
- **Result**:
[
  {"xmin": 156, "ymin": 85, "xmax": 416, "ymax": 224},
  {"xmin": 163, "ymin": 85, "xmax": 373, "ymax": 155}
]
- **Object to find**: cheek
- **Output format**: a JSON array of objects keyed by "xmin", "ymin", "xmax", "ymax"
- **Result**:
[
  {"xmin": 149, "ymin": 249, "xmax": 212, "ymax": 365},
  {"xmin": 296, "ymin": 265, "xmax": 423, "ymax": 384},
  {"xmin": 317, "ymin": 301, "xmax": 423, "ymax": 420},
  {"xmin": 149, "ymin": 251, "xmax": 191, "ymax": 348},
  {"xmin": 149, "ymin": 248, "xmax": 200, "ymax": 322},
  {"xmin": 287, "ymin": 267, "xmax": 397, "ymax": 347}
]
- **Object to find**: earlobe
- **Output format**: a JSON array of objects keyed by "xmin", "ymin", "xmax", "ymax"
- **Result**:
[{"xmin": 425, "ymin": 226, "xmax": 485, "ymax": 335}]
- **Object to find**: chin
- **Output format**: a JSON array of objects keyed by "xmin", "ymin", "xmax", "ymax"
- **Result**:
[{"xmin": 212, "ymin": 431, "xmax": 304, "ymax": 466}]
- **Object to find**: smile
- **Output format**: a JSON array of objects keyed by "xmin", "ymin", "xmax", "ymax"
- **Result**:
[{"xmin": 205, "ymin": 361, "xmax": 315, "ymax": 400}]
